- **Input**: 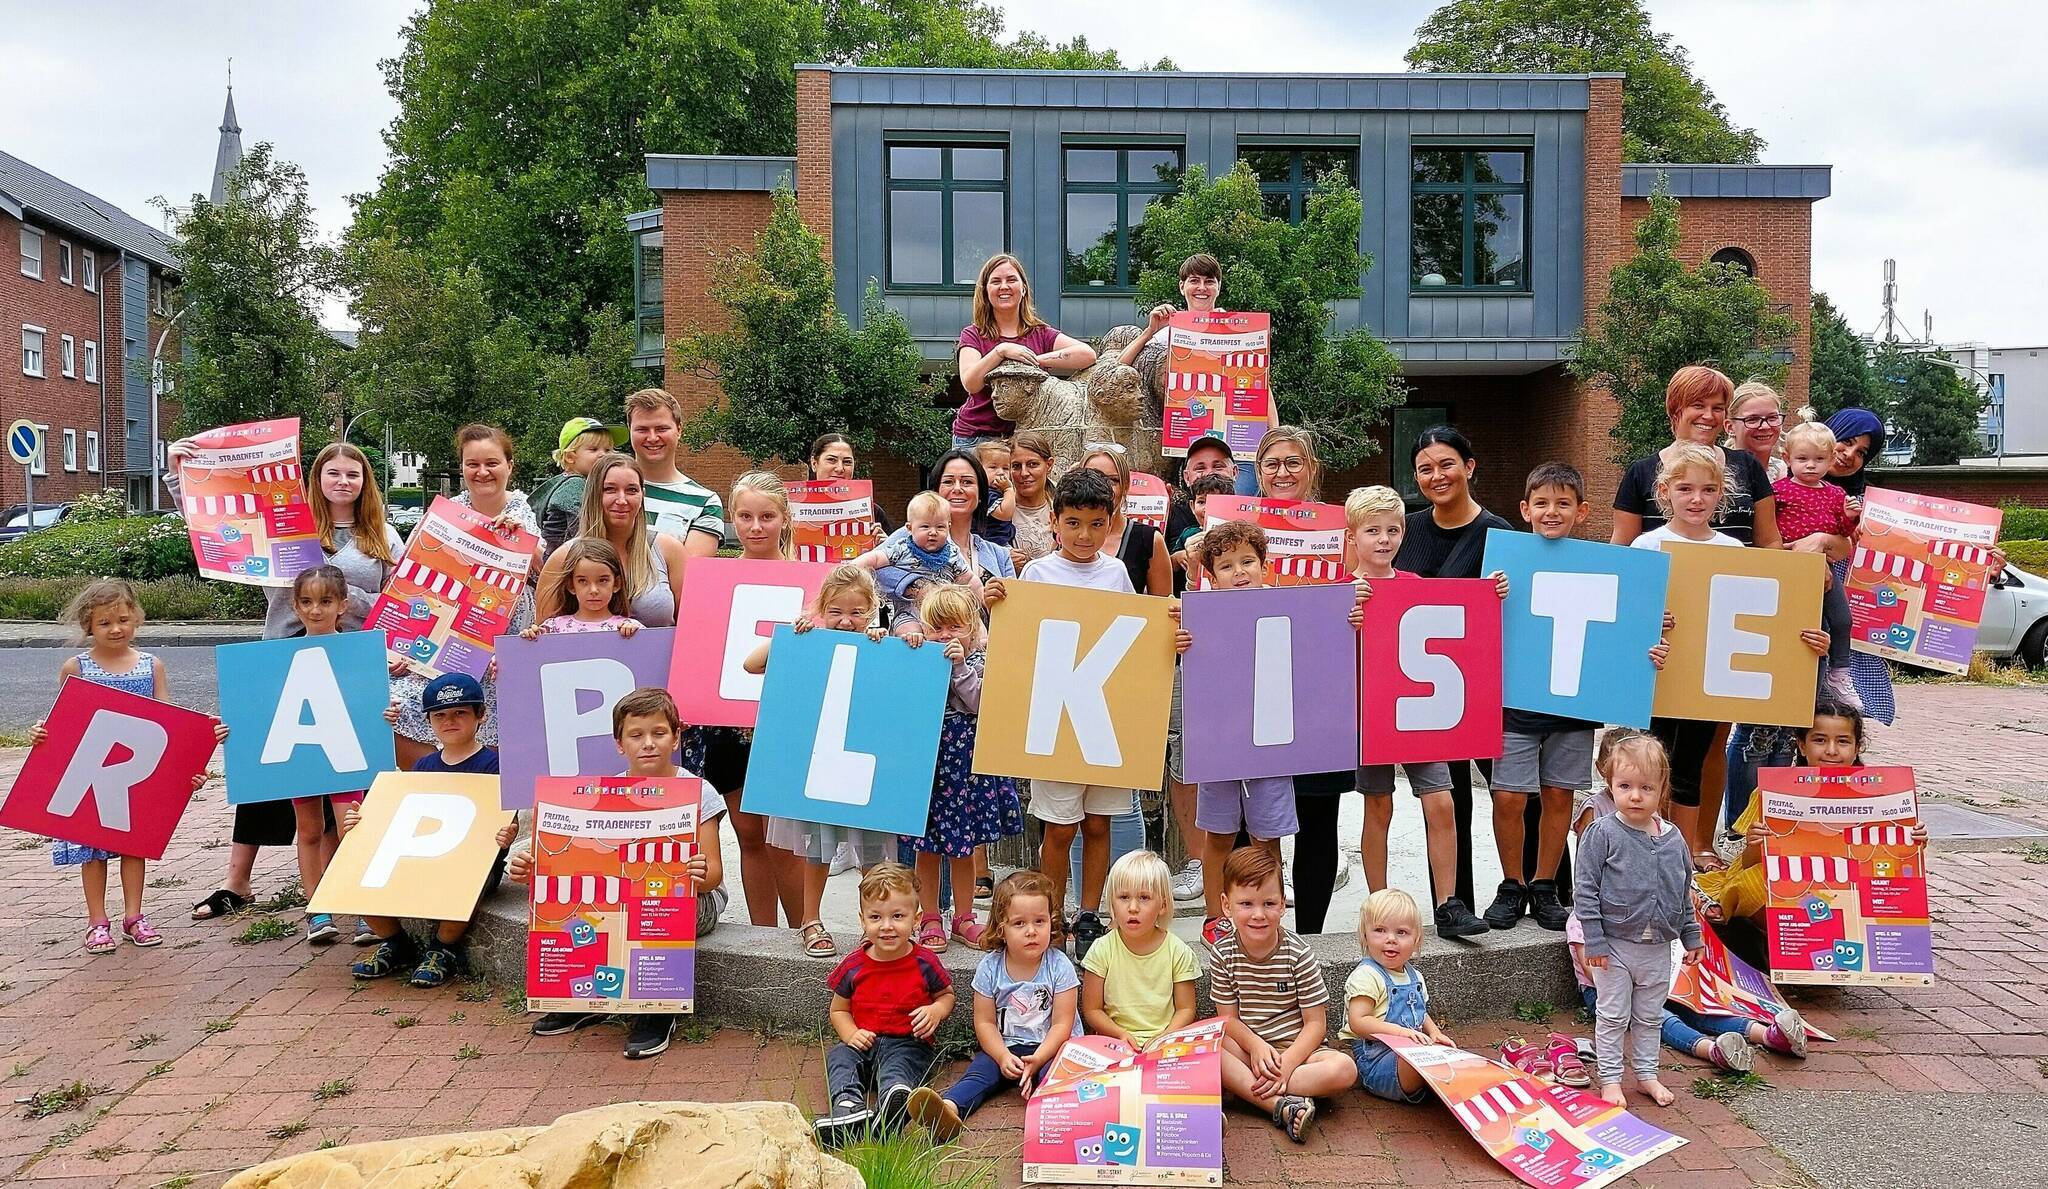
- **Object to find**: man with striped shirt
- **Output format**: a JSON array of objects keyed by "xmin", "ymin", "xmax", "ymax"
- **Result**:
[
  {"xmin": 625, "ymin": 387, "xmax": 725, "ymax": 556},
  {"xmin": 1208, "ymin": 848, "xmax": 1357, "ymax": 1143}
]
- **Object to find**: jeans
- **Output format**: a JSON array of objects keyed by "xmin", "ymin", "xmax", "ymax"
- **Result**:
[
  {"xmin": 952, "ymin": 432, "xmax": 1004, "ymax": 452},
  {"xmin": 1067, "ymin": 806, "xmax": 1146, "ymax": 912},
  {"xmin": 1578, "ymin": 986, "xmax": 1747, "ymax": 1057},
  {"xmin": 943, "ymin": 1042, "xmax": 1037, "ymax": 1116},
  {"xmin": 825, "ymin": 1034, "xmax": 938, "ymax": 1109},
  {"xmin": 1722, "ymin": 725, "xmax": 1796, "ymax": 830}
]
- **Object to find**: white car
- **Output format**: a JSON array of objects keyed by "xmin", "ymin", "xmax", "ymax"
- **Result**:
[{"xmin": 1981, "ymin": 563, "xmax": 2048, "ymax": 669}]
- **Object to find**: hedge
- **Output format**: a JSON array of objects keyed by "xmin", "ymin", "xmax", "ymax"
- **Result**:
[
  {"xmin": 0, "ymin": 575, "xmax": 266, "ymax": 622},
  {"xmin": 2003, "ymin": 539, "xmax": 2048, "ymax": 574},
  {"xmin": 2001, "ymin": 503, "xmax": 2048, "ymax": 543},
  {"xmin": 0, "ymin": 514, "xmax": 197, "ymax": 581}
]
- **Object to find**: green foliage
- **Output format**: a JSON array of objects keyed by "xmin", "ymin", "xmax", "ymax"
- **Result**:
[
  {"xmin": 1569, "ymin": 184, "xmax": 1797, "ymax": 461},
  {"xmin": 64, "ymin": 489, "xmax": 129, "ymax": 525},
  {"xmin": 1406, "ymin": 0, "xmax": 1762, "ymax": 163},
  {"xmin": 1808, "ymin": 292, "xmax": 1876, "ymax": 421},
  {"xmin": 1130, "ymin": 162, "xmax": 1404, "ymax": 470},
  {"xmin": 836, "ymin": 1125, "xmax": 1001, "ymax": 1189},
  {"xmin": 162, "ymin": 143, "xmax": 339, "ymax": 444},
  {"xmin": 234, "ymin": 916, "xmax": 296, "ymax": 945},
  {"xmin": 1997, "ymin": 539, "xmax": 2048, "ymax": 575},
  {"xmin": 0, "ymin": 516, "xmax": 196, "ymax": 581},
  {"xmin": 386, "ymin": 486, "xmax": 426, "ymax": 508},
  {"xmin": 1999, "ymin": 504, "xmax": 2048, "ymax": 542},
  {"xmin": 0, "ymin": 576, "xmax": 265, "ymax": 621},
  {"xmin": 1872, "ymin": 345, "xmax": 1986, "ymax": 466},
  {"xmin": 1512, "ymin": 1000, "xmax": 1555, "ymax": 1023},
  {"xmin": 23, "ymin": 1080, "xmax": 102, "ymax": 1119},
  {"xmin": 675, "ymin": 188, "xmax": 946, "ymax": 466}
]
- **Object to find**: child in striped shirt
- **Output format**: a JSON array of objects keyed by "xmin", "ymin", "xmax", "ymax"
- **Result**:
[{"xmin": 1209, "ymin": 848, "xmax": 1356, "ymax": 1142}]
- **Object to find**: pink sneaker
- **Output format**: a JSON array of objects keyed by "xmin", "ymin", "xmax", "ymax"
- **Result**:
[
  {"xmin": 123, "ymin": 914, "xmax": 162, "ymax": 947},
  {"xmin": 1546, "ymin": 1034, "xmax": 1591, "ymax": 1088},
  {"xmin": 84, "ymin": 920, "xmax": 116, "ymax": 955},
  {"xmin": 1763, "ymin": 1008, "xmax": 1810, "ymax": 1058},
  {"xmin": 949, "ymin": 912, "xmax": 985, "ymax": 947},
  {"xmin": 1499, "ymin": 1036, "xmax": 1555, "ymax": 1081},
  {"xmin": 1707, "ymin": 1031, "xmax": 1755, "ymax": 1073}
]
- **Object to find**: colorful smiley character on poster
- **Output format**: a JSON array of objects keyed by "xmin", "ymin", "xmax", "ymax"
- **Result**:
[
  {"xmin": 411, "ymin": 598, "xmax": 432, "ymax": 618},
  {"xmin": 1876, "ymin": 586, "xmax": 1898, "ymax": 607},
  {"xmin": 1943, "ymin": 567, "xmax": 1965, "ymax": 586},
  {"xmin": 1074, "ymin": 1136, "xmax": 1105, "ymax": 1165},
  {"xmin": 1519, "ymin": 1127, "xmax": 1552, "ymax": 1152},
  {"xmin": 1802, "ymin": 895, "xmax": 1832, "ymax": 923},
  {"xmin": 1874, "ymin": 857, "xmax": 1895, "ymax": 878},
  {"xmin": 221, "ymin": 524, "xmax": 244, "ymax": 543},
  {"xmin": 1831, "ymin": 940, "xmax": 1865, "ymax": 971},
  {"xmin": 1887, "ymin": 624, "xmax": 1916, "ymax": 648},
  {"xmin": 644, "ymin": 875, "xmax": 669, "ymax": 897},
  {"xmin": 1076, "ymin": 1080, "xmax": 1108, "ymax": 1103},
  {"xmin": 1103, "ymin": 1124, "xmax": 1140, "ymax": 1165},
  {"xmin": 592, "ymin": 966, "xmax": 625, "ymax": 998},
  {"xmin": 570, "ymin": 975, "xmax": 597, "ymax": 997},
  {"xmin": 1810, "ymin": 948, "xmax": 1837, "ymax": 971},
  {"xmin": 408, "ymin": 636, "xmax": 439, "ymax": 662},
  {"xmin": 1580, "ymin": 1148, "xmax": 1622, "ymax": 1170},
  {"xmin": 568, "ymin": 919, "xmax": 598, "ymax": 947}
]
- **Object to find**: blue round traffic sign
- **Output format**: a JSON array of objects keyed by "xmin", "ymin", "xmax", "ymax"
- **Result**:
[{"xmin": 6, "ymin": 419, "xmax": 40, "ymax": 465}]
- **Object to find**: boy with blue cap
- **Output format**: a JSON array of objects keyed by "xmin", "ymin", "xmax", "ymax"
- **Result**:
[{"xmin": 348, "ymin": 673, "xmax": 517, "ymax": 987}]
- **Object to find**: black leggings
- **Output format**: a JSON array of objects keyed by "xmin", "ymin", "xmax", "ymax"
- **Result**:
[
  {"xmin": 1291, "ymin": 792, "xmax": 1345, "ymax": 936},
  {"xmin": 1650, "ymin": 718, "xmax": 1719, "ymax": 808}
]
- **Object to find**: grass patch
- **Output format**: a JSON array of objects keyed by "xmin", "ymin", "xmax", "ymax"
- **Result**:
[
  {"xmin": 677, "ymin": 1017, "xmax": 716, "ymax": 1045},
  {"xmin": 501, "ymin": 989, "xmax": 527, "ymax": 1013},
  {"xmin": 1834, "ymin": 1024, "xmax": 1881, "ymax": 1042},
  {"xmin": 11, "ymin": 1060, "xmax": 34, "ymax": 1078},
  {"xmin": 313, "ymin": 1078, "xmax": 355, "ymax": 1101},
  {"xmin": 392, "ymin": 1015, "xmax": 418, "ymax": 1029},
  {"xmin": 255, "ymin": 885, "xmax": 308, "ymax": 913},
  {"xmin": 455, "ymin": 1044, "xmax": 483, "ymax": 1060},
  {"xmin": 450, "ymin": 1011, "xmax": 466, "ymax": 1023},
  {"xmin": 11, "ymin": 836, "xmax": 44, "ymax": 849},
  {"xmin": 1890, "ymin": 655, "xmax": 2045, "ymax": 686},
  {"xmin": 129, "ymin": 1033, "xmax": 165, "ymax": 1050},
  {"xmin": 164, "ymin": 1176, "xmax": 197, "ymax": 1189},
  {"xmin": 2016, "ymin": 842, "xmax": 2048, "ymax": 865},
  {"xmin": 24, "ymin": 1080, "xmax": 104, "ymax": 1119},
  {"xmin": 455, "ymin": 979, "xmax": 494, "ymax": 1003},
  {"xmin": 203, "ymin": 1018, "xmax": 236, "ymax": 1035},
  {"xmin": 370, "ymin": 1007, "xmax": 389, "ymax": 1016},
  {"xmin": 1692, "ymin": 1070, "xmax": 1770, "ymax": 1100},
  {"xmin": 86, "ymin": 1143, "xmax": 131, "ymax": 1161},
  {"xmin": 49, "ymin": 1116, "xmax": 100, "ymax": 1147},
  {"xmin": 835, "ymin": 1126, "xmax": 1002, "ymax": 1189},
  {"xmin": 265, "ymin": 1120, "xmax": 309, "ymax": 1140},
  {"xmin": 146, "ymin": 1062, "xmax": 173, "ymax": 1078},
  {"xmin": 154, "ymin": 1139, "xmax": 180, "ymax": 1155},
  {"xmin": 147, "ymin": 875, "xmax": 187, "ymax": 889},
  {"xmin": 318, "ymin": 1136, "xmax": 343, "ymax": 1150},
  {"xmin": 1512, "ymin": 1000, "xmax": 1555, "ymax": 1024},
  {"xmin": 234, "ymin": 916, "xmax": 296, "ymax": 945}
]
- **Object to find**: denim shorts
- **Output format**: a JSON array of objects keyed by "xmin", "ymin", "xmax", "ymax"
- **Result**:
[{"xmin": 1351, "ymin": 1038, "xmax": 1429, "ymax": 1103}]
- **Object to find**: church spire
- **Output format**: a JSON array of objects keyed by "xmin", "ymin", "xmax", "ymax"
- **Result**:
[{"xmin": 209, "ymin": 62, "xmax": 243, "ymax": 205}]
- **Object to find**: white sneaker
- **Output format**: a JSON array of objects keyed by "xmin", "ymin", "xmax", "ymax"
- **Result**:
[
  {"xmin": 1170, "ymin": 858, "xmax": 1203, "ymax": 903},
  {"xmin": 828, "ymin": 841, "xmax": 859, "ymax": 876}
]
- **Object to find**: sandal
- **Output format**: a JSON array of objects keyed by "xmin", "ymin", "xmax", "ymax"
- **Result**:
[
  {"xmin": 190, "ymin": 888, "xmax": 250, "ymax": 920},
  {"xmin": 950, "ymin": 912, "xmax": 985, "ymax": 948},
  {"xmin": 122, "ymin": 914, "xmax": 162, "ymax": 947},
  {"xmin": 1693, "ymin": 850, "xmax": 1727, "ymax": 873},
  {"xmin": 84, "ymin": 920, "xmax": 116, "ymax": 955},
  {"xmin": 800, "ymin": 921, "xmax": 838, "ymax": 958},
  {"xmin": 1273, "ymin": 1094, "xmax": 1316, "ymax": 1143},
  {"xmin": 973, "ymin": 877, "xmax": 995, "ymax": 903},
  {"xmin": 917, "ymin": 912, "xmax": 948, "ymax": 953}
]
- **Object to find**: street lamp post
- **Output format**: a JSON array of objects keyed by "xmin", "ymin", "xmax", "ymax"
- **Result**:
[{"xmin": 149, "ymin": 304, "xmax": 190, "ymax": 511}]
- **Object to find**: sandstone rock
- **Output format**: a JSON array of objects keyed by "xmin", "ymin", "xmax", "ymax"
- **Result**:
[{"xmin": 225, "ymin": 1100, "xmax": 862, "ymax": 1189}]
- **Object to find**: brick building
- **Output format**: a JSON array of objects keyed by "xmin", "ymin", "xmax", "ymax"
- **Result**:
[
  {"xmin": 636, "ymin": 68, "xmax": 1830, "ymax": 528},
  {"xmin": 2, "ymin": 150, "xmax": 183, "ymax": 511}
]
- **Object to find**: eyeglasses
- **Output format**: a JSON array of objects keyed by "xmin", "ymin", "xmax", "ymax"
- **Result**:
[
  {"xmin": 1732, "ymin": 413, "xmax": 1784, "ymax": 429},
  {"xmin": 1259, "ymin": 456, "xmax": 1307, "ymax": 474}
]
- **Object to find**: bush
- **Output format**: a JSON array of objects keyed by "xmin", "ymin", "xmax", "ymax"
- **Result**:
[
  {"xmin": 0, "ymin": 515, "xmax": 196, "ymax": 580},
  {"xmin": 386, "ymin": 486, "xmax": 426, "ymax": 508},
  {"xmin": 65, "ymin": 489, "xmax": 131, "ymax": 525},
  {"xmin": 2001, "ymin": 503, "xmax": 2048, "ymax": 542},
  {"xmin": 0, "ymin": 576, "xmax": 266, "ymax": 621},
  {"xmin": 2003, "ymin": 539, "xmax": 2048, "ymax": 574}
]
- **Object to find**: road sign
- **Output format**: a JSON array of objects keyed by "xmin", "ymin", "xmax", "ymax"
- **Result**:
[{"xmin": 5, "ymin": 419, "xmax": 41, "ymax": 465}]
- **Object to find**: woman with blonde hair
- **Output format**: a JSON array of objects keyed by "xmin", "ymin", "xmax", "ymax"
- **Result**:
[
  {"xmin": 1725, "ymin": 381, "xmax": 1788, "ymax": 483},
  {"xmin": 537, "ymin": 452, "xmax": 686, "ymax": 629},
  {"xmin": 953, "ymin": 254, "xmax": 1096, "ymax": 449}
]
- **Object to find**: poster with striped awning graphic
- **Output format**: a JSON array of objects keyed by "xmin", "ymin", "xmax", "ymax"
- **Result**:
[
  {"xmin": 1846, "ymin": 487, "xmax": 2002, "ymax": 674},
  {"xmin": 789, "ymin": 479, "xmax": 879, "ymax": 563},
  {"xmin": 366, "ymin": 496, "xmax": 538, "ymax": 682},
  {"xmin": 1379, "ymin": 1036, "xmax": 1684, "ymax": 1189},
  {"xmin": 1760, "ymin": 765, "xmax": 1933, "ymax": 986},
  {"xmin": 1196, "ymin": 495, "xmax": 1347, "ymax": 589},
  {"xmin": 175, "ymin": 417, "xmax": 321, "ymax": 587},
  {"xmin": 1161, "ymin": 310, "xmax": 1270, "ymax": 460},
  {"xmin": 527, "ymin": 775, "xmax": 703, "ymax": 1015}
]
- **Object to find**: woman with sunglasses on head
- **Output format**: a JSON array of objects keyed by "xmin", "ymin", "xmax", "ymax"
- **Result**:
[{"xmin": 1077, "ymin": 443, "xmax": 1171, "ymax": 597}]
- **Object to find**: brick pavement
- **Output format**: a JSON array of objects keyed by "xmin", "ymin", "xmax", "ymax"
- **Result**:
[{"xmin": 2, "ymin": 683, "xmax": 2041, "ymax": 1188}]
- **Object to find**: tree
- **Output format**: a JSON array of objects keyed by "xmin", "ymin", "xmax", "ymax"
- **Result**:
[
  {"xmin": 1406, "ymin": 0, "xmax": 1763, "ymax": 164},
  {"xmin": 1570, "ymin": 183, "xmax": 1797, "ymax": 460},
  {"xmin": 1129, "ymin": 162, "xmax": 1404, "ymax": 471},
  {"xmin": 673, "ymin": 188, "xmax": 947, "ymax": 467},
  {"xmin": 163, "ymin": 143, "xmax": 340, "ymax": 445},
  {"xmin": 1873, "ymin": 345, "xmax": 1985, "ymax": 467},
  {"xmin": 1807, "ymin": 292, "xmax": 1876, "ymax": 421},
  {"xmin": 351, "ymin": 0, "xmax": 1154, "ymax": 357}
]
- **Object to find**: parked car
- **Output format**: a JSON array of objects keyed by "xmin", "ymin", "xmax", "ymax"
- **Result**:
[
  {"xmin": 1981, "ymin": 562, "xmax": 2048, "ymax": 669},
  {"xmin": 0, "ymin": 501, "xmax": 73, "ymax": 543}
]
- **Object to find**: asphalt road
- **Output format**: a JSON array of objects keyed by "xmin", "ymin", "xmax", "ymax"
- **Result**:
[{"xmin": 0, "ymin": 645, "xmax": 221, "ymax": 731}]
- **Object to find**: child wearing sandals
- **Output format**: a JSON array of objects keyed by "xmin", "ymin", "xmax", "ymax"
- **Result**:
[
  {"xmin": 30, "ymin": 579, "xmax": 226, "ymax": 954},
  {"xmin": 893, "ymin": 583, "xmax": 1020, "ymax": 952}
]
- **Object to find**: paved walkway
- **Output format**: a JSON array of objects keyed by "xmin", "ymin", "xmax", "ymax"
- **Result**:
[
  {"xmin": 0, "ymin": 622, "xmax": 261, "ymax": 649},
  {"xmin": 2, "ymin": 683, "xmax": 2042, "ymax": 1188}
]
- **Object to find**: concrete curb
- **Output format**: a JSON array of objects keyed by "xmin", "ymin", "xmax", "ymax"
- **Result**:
[
  {"xmin": 0, "ymin": 621, "xmax": 263, "ymax": 647},
  {"xmin": 460, "ymin": 882, "xmax": 1580, "ymax": 1034}
]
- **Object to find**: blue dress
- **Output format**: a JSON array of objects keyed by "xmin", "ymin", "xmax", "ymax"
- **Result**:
[
  {"xmin": 52, "ymin": 652, "xmax": 159, "ymax": 866},
  {"xmin": 904, "ymin": 651, "xmax": 1022, "ymax": 858}
]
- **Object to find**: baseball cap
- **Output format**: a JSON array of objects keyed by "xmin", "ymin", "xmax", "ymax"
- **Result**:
[
  {"xmin": 557, "ymin": 417, "xmax": 629, "ymax": 453},
  {"xmin": 422, "ymin": 673, "xmax": 486, "ymax": 714},
  {"xmin": 1185, "ymin": 431, "xmax": 1234, "ymax": 460}
]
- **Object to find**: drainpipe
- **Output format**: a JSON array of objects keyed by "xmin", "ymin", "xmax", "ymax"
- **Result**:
[{"xmin": 94, "ymin": 249, "xmax": 118, "ymax": 497}]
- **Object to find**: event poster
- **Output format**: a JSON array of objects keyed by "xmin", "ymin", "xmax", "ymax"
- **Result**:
[
  {"xmin": 1668, "ymin": 900, "xmax": 1834, "ymax": 1044},
  {"xmin": 1162, "ymin": 311, "xmax": 1271, "ymax": 460},
  {"xmin": 176, "ymin": 417, "xmax": 322, "ymax": 587},
  {"xmin": 1846, "ymin": 487, "xmax": 2003, "ymax": 674},
  {"xmin": 526, "ymin": 775, "xmax": 704, "ymax": 1014},
  {"xmin": 367, "ymin": 496, "xmax": 538, "ymax": 681},
  {"xmin": 1760, "ymin": 766, "xmax": 1933, "ymax": 986},
  {"xmin": 1198, "ymin": 496, "xmax": 1348, "ymax": 589},
  {"xmin": 1124, "ymin": 472, "xmax": 1169, "ymax": 531},
  {"xmin": 790, "ymin": 479, "xmax": 879, "ymax": 563},
  {"xmin": 1023, "ymin": 1019, "xmax": 1223, "ymax": 1187},
  {"xmin": 1382, "ymin": 1036, "xmax": 1686, "ymax": 1189}
]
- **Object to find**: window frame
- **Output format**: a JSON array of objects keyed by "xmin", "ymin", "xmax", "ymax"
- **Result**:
[
  {"xmin": 21, "ymin": 324, "xmax": 46, "ymax": 377},
  {"xmin": 86, "ymin": 430, "xmax": 100, "ymax": 473},
  {"xmin": 82, "ymin": 248, "xmax": 97, "ymax": 293},
  {"xmin": 883, "ymin": 139, "xmax": 1010, "ymax": 293},
  {"xmin": 32, "ymin": 423, "xmax": 50, "ymax": 477},
  {"xmin": 631, "ymin": 227, "xmax": 664, "ymax": 365},
  {"xmin": 1408, "ymin": 141, "xmax": 1534, "ymax": 295},
  {"xmin": 62, "ymin": 428, "xmax": 78, "ymax": 472},
  {"xmin": 1238, "ymin": 143, "xmax": 1361, "ymax": 225},
  {"xmin": 1391, "ymin": 404, "xmax": 1452, "ymax": 506},
  {"xmin": 1061, "ymin": 142, "xmax": 1185, "ymax": 294},
  {"xmin": 83, "ymin": 339, "xmax": 98, "ymax": 383},
  {"xmin": 60, "ymin": 334, "xmax": 75, "ymax": 378},
  {"xmin": 58, "ymin": 240, "xmax": 73, "ymax": 284},
  {"xmin": 20, "ymin": 224, "xmax": 43, "ymax": 279}
]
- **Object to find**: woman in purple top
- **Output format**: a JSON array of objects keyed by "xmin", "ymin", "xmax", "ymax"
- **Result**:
[{"xmin": 953, "ymin": 254, "xmax": 1096, "ymax": 449}]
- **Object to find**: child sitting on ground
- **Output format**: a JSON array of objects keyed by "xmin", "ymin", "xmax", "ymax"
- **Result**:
[
  {"xmin": 1342, "ymin": 888, "xmax": 1453, "ymax": 1103},
  {"xmin": 1209, "ymin": 848, "xmax": 1357, "ymax": 1143},
  {"xmin": 907, "ymin": 871, "xmax": 1078, "ymax": 1141},
  {"xmin": 1080, "ymin": 850, "xmax": 1199, "ymax": 1049},
  {"xmin": 857, "ymin": 492, "xmax": 985, "ymax": 620},
  {"xmin": 814, "ymin": 862, "xmax": 956, "ymax": 1146},
  {"xmin": 353, "ymin": 673, "xmax": 518, "ymax": 986}
]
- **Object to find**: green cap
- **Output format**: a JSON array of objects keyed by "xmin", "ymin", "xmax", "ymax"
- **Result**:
[{"xmin": 558, "ymin": 417, "xmax": 628, "ymax": 453}]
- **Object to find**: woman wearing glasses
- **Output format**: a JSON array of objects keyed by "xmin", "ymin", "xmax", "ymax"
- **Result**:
[{"xmin": 1726, "ymin": 382, "xmax": 1789, "ymax": 483}]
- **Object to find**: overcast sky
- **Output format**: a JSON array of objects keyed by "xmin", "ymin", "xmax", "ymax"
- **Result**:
[{"xmin": 2, "ymin": 0, "xmax": 2039, "ymax": 345}]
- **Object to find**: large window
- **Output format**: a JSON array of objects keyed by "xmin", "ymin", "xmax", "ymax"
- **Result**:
[
  {"xmin": 1241, "ymin": 146, "xmax": 1358, "ymax": 224},
  {"xmin": 1063, "ymin": 145, "xmax": 1183, "ymax": 291},
  {"xmin": 1410, "ymin": 146, "xmax": 1529, "ymax": 292},
  {"xmin": 20, "ymin": 225, "xmax": 42, "ymax": 279},
  {"xmin": 632, "ymin": 228, "xmax": 663, "ymax": 362},
  {"xmin": 886, "ymin": 143, "xmax": 1007, "ymax": 288}
]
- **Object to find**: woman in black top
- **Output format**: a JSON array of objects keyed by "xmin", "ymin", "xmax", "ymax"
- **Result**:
[{"xmin": 1392, "ymin": 425, "xmax": 1516, "ymax": 921}]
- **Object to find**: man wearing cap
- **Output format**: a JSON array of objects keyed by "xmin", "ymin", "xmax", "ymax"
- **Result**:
[{"xmin": 532, "ymin": 416, "xmax": 629, "ymax": 555}]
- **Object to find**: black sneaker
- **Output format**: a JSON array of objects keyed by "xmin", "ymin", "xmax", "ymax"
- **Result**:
[
  {"xmin": 349, "ymin": 935, "xmax": 419, "ymax": 980},
  {"xmin": 623, "ymin": 1013, "xmax": 675, "ymax": 1059},
  {"xmin": 1483, "ymin": 880, "xmax": 1529, "ymax": 930},
  {"xmin": 530, "ymin": 1010, "xmax": 606, "ymax": 1036},
  {"xmin": 813, "ymin": 1102, "xmax": 875, "ymax": 1148},
  {"xmin": 878, "ymin": 1081, "xmax": 914, "ymax": 1128},
  {"xmin": 1070, "ymin": 911, "xmax": 1107, "ymax": 961},
  {"xmin": 1527, "ymin": 880, "xmax": 1570, "ymax": 931},
  {"xmin": 1434, "ymin": 897, "xmax": 1489, "ymax": 939}
]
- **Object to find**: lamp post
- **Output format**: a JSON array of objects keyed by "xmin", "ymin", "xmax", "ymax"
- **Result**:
[{"xmin": 149, "ymin": 304, "xmax": 190, "ymax": 511}]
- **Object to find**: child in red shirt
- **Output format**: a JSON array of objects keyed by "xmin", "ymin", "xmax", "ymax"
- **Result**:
[
  {"xmin": 814, "ymin": 863, "xmax": 956, "ymax": 1146},
  {"xmin": 1772, "ymin": 419, "xmax": 1857, "ymax": 706}
]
